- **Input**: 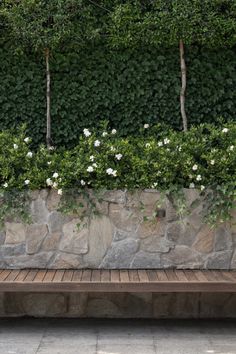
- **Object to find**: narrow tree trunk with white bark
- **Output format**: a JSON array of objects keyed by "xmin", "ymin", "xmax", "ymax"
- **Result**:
[
  {"xmin": 45, "ymin": 48, "xmax": 52, "ymax": 148},
  {"xmin": 179, "ymin": 39, "xmax": 187, "ymax": 132}
]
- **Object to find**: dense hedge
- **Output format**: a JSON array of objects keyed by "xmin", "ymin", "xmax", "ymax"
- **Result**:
[{"xmin": 0, "ymin": 43, "xmax": 236, "ymax": 147}]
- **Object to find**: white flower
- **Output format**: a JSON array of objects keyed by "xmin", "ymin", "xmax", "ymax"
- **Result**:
[
  {"xmin": 83, "ymin": 128, "xmax": 91, "ymax": 137},
  {"xmin": 24, "ymin": 137, "xmax": 30, "ymax": 143},
  {"xmin": 200, "ymin": 185, "xmax": 205, "ymax": 191},
  {"xmin": 152, "ymin": 182, "xmax": 158, "ymax": 188},
  {"xmin": 53, "ymin": 172, "xmax": 59, "ymax": 178},
  {"xmin": 178, "ymin": 146, "xmax": 182, "ymax": 151},
  {"xmin": 46, "ymin": 178, "xmax": 53, "ymax": 186},
  {"xmin": 106, "ymin": 168, "xmax": 118, "ymax": 176},
  {"xmin": 222, "ymin": 128, "xmax": 229, "ymax": 133},
  {"xmin": 47, "ymin": 161, "xmax": 52, "ymax": 165},
  {"xmin": 24, "ymin": 179, "xmax": 30, "ymax": 185},
  {"xmin": 192, "ymin": 164, "xmax": 198, "ymax": 171},
  {"xmin": 196, "ymin": 175, "xmax": 202, "ymax": 181},
  {"xmin": 164, "ymin": 138, "xmax": 170, "ymax": 145},
  {"xmin": 102, "ymin": 131, "xmax": 108, "ymax": 137},
  {"xmin": 111, "ymin": 129, "xmax": 117, "ymax": 135},
  {"xmin": 144, "ymin": 124, "xmax": 149, "ymax": 129},
  {"xmin": 189, "ymin": 183, "xmax": 195, "ymax": 189},
  {"xmin": 110, "ymin": 146, "xmax": 115, "ymax": 151},
  {"xmin": 158, "ymin": 141, "xmax": 163, "ymax": 147},
  {"xmin": 53, "ymin": 182, "xmax": 58, "ymax": 188},
  {"xmin": 92, "ymin": 163, "xmax": 98, "ymax": 168},
  {"xmin": 57, "ymin": 189, "xmax": 63, "ymax": 195},
  {"xmin": 26, "ymin": 151, "xmax": 33, "ymax": 158},
  {"xmin": 49, "ymin": 146, "xmax": 55, "ymax": 150},
  {"xmin": 87, "ymin": 166, "xmax": 94, "ymax": 173},
  {"xmin": 145, "ymin": 143, "xmax": 151, "ymax": 148},
  {"xmin": 80, "ymin": 180, "xmax": 86, "ymax": 186},
  {"xmin": 210, "ymin": 160, "xmax": 215, "ymax": 165},
  {"xmin": 230, "ymin": 145, "xmax": 234, "ymax": 151},
  {"xmin": 13, "ymin": 144, "xmax": 18, "ymax": 150},
  {"xmin": 115, "ymin": 153, "xmax": 123, "ymax": 160},
  {"xmin": 94, "ymin": 140, "xmax": 100, "ymax": 147},
  {"xmin": 90, "ymin": 155, "xmax": 95, "ymax": 161},
  {"xmin": 3, "ymin": 182, "xmax": 8, "ymax": 188}
]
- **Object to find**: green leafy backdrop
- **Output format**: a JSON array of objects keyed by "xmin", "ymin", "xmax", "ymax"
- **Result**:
[{"xmin": 0, "ymin": 43, "xmax": 236, "ymax": 147}]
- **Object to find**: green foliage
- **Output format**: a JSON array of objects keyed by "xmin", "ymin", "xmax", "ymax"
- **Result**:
[
  {"xmin": 0, "ymin": 44, "xmax": 236, "ymax": 147},
  {"xmin": 0, "ymin": 123, "xmax": 235, "ymax": 225}
]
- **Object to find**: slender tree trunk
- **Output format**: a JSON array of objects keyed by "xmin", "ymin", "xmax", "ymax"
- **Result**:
[
  {"xmin": 45, "ymin": 47, "xmax": 52, "ymax": 148},
  {"xmin": 179, "ymin": 39, "xmax": 187, "ymax": 132}
]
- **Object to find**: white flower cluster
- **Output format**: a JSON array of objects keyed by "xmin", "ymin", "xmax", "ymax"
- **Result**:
[{"xmin": 106, "ymin": 168, "xmax": 117, "ymax": 177}]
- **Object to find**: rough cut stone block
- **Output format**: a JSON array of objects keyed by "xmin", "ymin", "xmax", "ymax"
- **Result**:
[
  {"xmin": 140, "ymin": 235, "xmax": 172, "ymax": 253},
  {"xmin": 60, "ymin": 219, "xmax": 88, "ymax": 255},
  {"xmin": 161, "ymin": 245, "xmax": 204, "ymax": 268},
  {"xmin": 109, "ymin": 204, "xmax": 139, "ymax": 232},
  {"xmin": 165, "ymin": 221, "xmax": 196, "ymax": 247},
  {"xmin": 130, "ymin": 251, "xmax": 161, "ymax": 269},
  {"xmin": 41, "ymin": 232, "xmax": 62, "ymax": 251},
  {"xmin": 0, "ymin": 243, "xmax": 25, "ymax": 257},
  {"xmin": 214, "ymin": 226, "xmax": 232, "ymax": 251},
  {"xmin": 50, "ymin": 253, "xmax": 83, "ymax": 269},
  {"xmin": 26, "ymin": 224, "xmax": 48, "ymax": 254},
  {"xmin": 47, "ymin": 189, "xmax": 62, "ymax": 211},
  {"xmin": 137, "ymin": 220, "xmax": 166, "ymax": 239},
  {"xmin": 205, "ymin": 250, "xmax": 232, "ymax": 269},
  {"xmin": 153, "ymin": 293, "xmax": 199, "ymax": 318},
  {"xmin": 102, "ymin": 190, "xmax": 127, "ymax": 204},
  {"xmin": 0, "ymin": 231, "xmax": 6, "ymax": 245},
  {"xmin": 48, "ymin": 211, "xmax": 64, "ymax": 233},
  {"xmin": 5, "ymin": 222, "xmax": 26, "ymax": 244},
  {"xmin": 114, "ymin": 229, "xmax": 137, "ymax": 241},
  {"xmin": 84, "ymin": 216, "xmax": 113, "ymax": 267},
  {"xmin": 4, "ymin": 252, "xmax": 54, "ymax": 268},
  {"xmin": 68, "ymin": 293, "xmax": 88, "ymax": 316},
  {"xmin": 31, "ymin": 197, "xmax": 49, "ymax": 224},
  {"xmin": 231, "ymin": 250, "xmax": 236, "ymax": 269},
  {"xmin": 193, "ymin": 225, "xmax": 214, "ymax": 254},
  {"xmin": 100, "ymin": 238, "xmax": 139, "ymax": 268}
]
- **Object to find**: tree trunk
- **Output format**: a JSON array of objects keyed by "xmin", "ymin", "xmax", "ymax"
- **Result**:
[
  {"xmin": 179, "ymin": 39, "xmax": 187, "ymax": 132},
  {"xmin": 45, "ymin": 48, "xmax": 52, "ymax": 148}
]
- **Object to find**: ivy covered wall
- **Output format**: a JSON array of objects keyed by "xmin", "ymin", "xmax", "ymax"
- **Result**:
[{"xmin": 0, "ymin": 44, "xmax": 236, "ymax": 147}]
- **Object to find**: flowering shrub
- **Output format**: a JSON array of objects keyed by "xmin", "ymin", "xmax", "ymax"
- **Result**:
[{"xmin": 0, "ymin": 122, "xmax": 235, "ymax": 224}]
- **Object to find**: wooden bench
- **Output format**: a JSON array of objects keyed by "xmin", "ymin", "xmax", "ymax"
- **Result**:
[{"xmin": 0, "ymin": 269, "xmax": 236, "ymax": 293}]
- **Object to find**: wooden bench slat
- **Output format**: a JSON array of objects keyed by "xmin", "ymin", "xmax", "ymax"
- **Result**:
[
  {"xmin": 110, "ymin": 270, "xmax": 120, "ymax": 282},
  {"xmin": 91, "ymin": 270, "xmax": 101, "ymax": 282},
  {"xmin": 33, "ymin": 270, "xmax": 47, "ymax": 282},
  {"xmin": 43, "ymin": 270, "xmax": 56, "ymax": 282},
  {"xmin": 24, "ymin": 270, "xmax": 38, "ymax": 282},
  {"xmin": 156, "ymin": 270, "xmax": 168, "ymax": 281},
  {"xmin": 63, "ymin": 270, "xmax": 74, "ymax": 282},
  {"xmin": 15, "ymin": 270, "xmax": 30, "ymax": 282},
  {"xmin": 120, "ymin": 270, "xmax": 129, "ymax": 282},
  {"xmin": 81, "ymin": 270, "xmax": 92, "ymax": 282},
  {"xmin": 52, "ymin": 270, "xmax": 65, "ymax": 282},
  {"xmin": 174, "ymin": 270, "xmax": 188, "ymax": 282},
  {"xmin": 72, "ymin": 270, "xmax": 82, "ymax": 282},
  {"xmin": 101, "ymin": 270, "xmax": 110, "ymax": 282},
  {"xmin": 137, "ymin": 270, "xmax": 149, "ymax": 282},
  {"xmin": 5, "ymin": 270, "xmax": 20, "ymax": 282},
  {"xmin": 165, "ymin": 270, "xmax": 178, "ymax": 281},
  {"xmin": 0, "ymin": 270, "xmax": 12, "ymax": 281},
  {"xmin": 128, "ymin": 270, "xmax": 139, "ymax": 282},
  {"xmin": 147, "ymin": 270, "xmax": 158, "ymax": 282}
]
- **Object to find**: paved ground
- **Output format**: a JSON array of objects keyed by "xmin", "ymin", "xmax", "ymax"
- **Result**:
[{"xmin": 0, "ymin": 318, "xmax": 235, "ymax": 354}]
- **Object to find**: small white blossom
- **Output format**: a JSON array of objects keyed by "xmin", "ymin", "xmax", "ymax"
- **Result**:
[
  {"xmin": 106, "ymin": 168, "xmax": 118, "ymax": 176},
  {"xmin": 49, "ymin": 146, "xmax": 55, "ymax": 151},
  {"xmin": 90, "ymin": 155, "xmax": 95, "ymax": 161},
  {"xmin": 158, "ymin": 141, "xmax": 163, "ymax": 147},
  {"xmin": 115, "ymin": 153, "xmax": 123, "ymax": 160},
  {"xmin": 24, "ymin": 137, "xmax": 30, "ymax": 143},
  {"xmin": 53, "ymin": 182, "xmax": 58, "ymax": 188},
  {"xmin": 46, "ymin": 178, "xmax": 53, "ymax": 186},
  {"xmin": 210, "ymin": 160, "xmax": 215, "ymax": 165},
  {"xmin": 92, "ymin": 163, "xmax": 98, "ymax": 168},
  {"xmin": 196, "ymin": 175, "xmax": 202, "ymax": 181},
  {"xmin": 230, "ymin": 145, "xmax": 234, "ymax": 151},
  {"xmin": 83, "ymin": 128, "xmax": 91, "ymax": 137},
  {"xmin": 26, "ymin": 151, "xmax": 33, "ymax": 158},
  {"xmin": 3, "ymin": 182, "xmax": 8, "ymax": 188},
  {"xmin": 87, "ymin": 166, "xmax": 94, "ymax": 173},
  {"xmin": 80, "ymin": 180, "xmax": 86, "ymax": 186},
  {"xmin": 192, "ymin": 164, "xmax": 198, "ymax": 171},
  {"xmin": 53, "ymin": 172, "xmax": 59, "ymax": 178},
  {"xmin": 57, "ymin": 189, "xmax": 63, "ymax": 195},
  {"xmin": 111, "ymin": 129, "xmax": 117, "ymax": 135},
  {"xmin": 152, "ymin": 182, "xmax": 158, "ymax": 189},
  {"xmin": 24, "ymin": 179, "xmax": 30, "ymax": 185},
  {"xmin": 112, "ymin": 170, "xmax": 117, "ymax": 177},
  {"xmin": 94, "ymin": 140, "xmax": 100, "ymax": 147},
  {"xmin": 145, "ymin": 143, "xmax": 151, "ymax": 148},
  {"xmin": 13, "ymin": 144, "xmax": 18, "ymax": 150},
  {"xmin": 102, "ymin": 131, "xmax": 108, "ymax": 137},
  {"xmin": 47, "ymin": 161, "xmax": 52, "ymax": 165},
  {"xmin": 200, "ymin": 185, "xmax": 205, "ymax": 191},
  {"xmin": 189, "ymin": 183, "xmax": 195, "ymax": 189},
  {"xmin": 164, "ymin": 138, "xmax": 170, "ymax": 145},
  {"xmin": 110, "ymin": 146, "xmax": 115, "ymax": 151},
  {"xmin": 144, "ymin": 124, "xmax": 149, "ymax": 129},
  {"xmin": 222, "ymin": 128, "xmax": 229, "ymax": 133},
  {"xmin": 178, "ymin": 146, "xmax": 182, "ymax": 151}
]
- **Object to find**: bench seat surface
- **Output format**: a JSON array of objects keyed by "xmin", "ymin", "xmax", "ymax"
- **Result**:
[{"xmin": 0, "ymin": 269, "xmax": 236, "ymax": 292}]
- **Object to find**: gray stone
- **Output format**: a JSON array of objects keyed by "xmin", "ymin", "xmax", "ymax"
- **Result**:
[
  {"xmin": 214, "ymin": 226, "xmax": 232, "ymax": 251},
  {"xmin": 26, "ymin": 224, "xmax": 48, "ymax": 254},
  {"xmin": 4, "ymin": 252, "xmax": 54, "ymax": 268},
  {"xmin": 193, "ymin": 225, "xmax": 214, "ymax": 254},
  {"xmin": 31, "ymin": 197, "xmax": 49, "ymax": 223},
  {"xmin": 5, "ymin": 222, "xmax": 26, "ymax": 244},
  {"xmin": 48, "ymin": 211, "xmax": 64, "ymax": 233},
  {"xmin": 50, "ymin": 253, "xmax": 83, "ymax": 269},
  {"xmin": 0, "ymin": 230, "xmax": 6, "ymax": 244},
  {"xmin": 131, "ymin": 251, "xmax": 161, "ymax": 269},
  {"xmin": 41, "ymin": 232, "xmax": 62, "ymax": 251},
  {"xmin": 140, "ymin": 235, "xmax": 172, "ymax": 253},
  {"xmin": 205, "ymin": 250, "xmax": 232, "ymax": 269},
  {"xmin": 0, "ymin": 243, "xmax": 25, "ymax": 257},
  {"xmin": 165, "ymin": 197, "xmax": 178, "ymax": 222},
  {"xmin": 137, "ymin": 220, "xmax": 166, "ymax": 239},
  {"xmin": 161, "ymin": 246, "xmax": 204, "ymax": 268},
  {"xmin": 109, "ymin": 204, "xmax": 140, "ymax": 232},
  {"xmin": 47, "ymin": 189, "xmax": 61, "ymax": 211},
  {"xmin": 231, "ymin": 250, "xmax": 236, "ymax": 269},
  {"xmin": 114, "ymin": 229, "xmax": 137, "ymax": 241},
  {"xmin": 60, "ymin": 219, "xmax": 88, "ymax": 255},
  {"xmin": 102, "ymin": 190, "xmax": 127, "ymax": 204},
  {"xmin": 84, "ymin": 216, "xmax": 113, "ymax": 267},
  {"xmin": 86, "ymin": 298, "xmax": 121, "ymax": 318},
  {"xmin": 68, "ymin": 293, "xmax": 88, "ymax": 316},
  {"xmin": 100, "ymin": 238, "xmax": 139, "ymax": 268},
  {"xmin": 166, "ymin": 221, "xmax": 196, "ymax": 247}
]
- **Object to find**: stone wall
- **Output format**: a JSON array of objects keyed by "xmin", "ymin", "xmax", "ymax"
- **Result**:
[
  {"xmin": 0, "ymin": 189, "xmax": 236, "ymax": 269},
  {"xmin": 1, "ymin": 292, "xmax": 236, "ymax": 318}
]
